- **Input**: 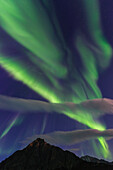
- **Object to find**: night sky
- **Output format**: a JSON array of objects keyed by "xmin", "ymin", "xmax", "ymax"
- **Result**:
[{"xmin": 0, "ymin": 0, "xmax": 113, "ymax": 162}]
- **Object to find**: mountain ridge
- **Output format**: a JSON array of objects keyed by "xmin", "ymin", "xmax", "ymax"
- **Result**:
[{"xmin": 0, "ymin": 138, "xmax": 113, "ymax": 170}]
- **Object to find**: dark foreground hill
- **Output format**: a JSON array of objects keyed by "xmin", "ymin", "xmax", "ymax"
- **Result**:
[{"xmin": 0, "ymin": 138, "xmax": 113, "ymax": 170}]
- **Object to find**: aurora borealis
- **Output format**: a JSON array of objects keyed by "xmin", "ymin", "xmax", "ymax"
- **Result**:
[{"xmin": 0, "ymin": 0, "xmax": 113, "ymax": 161}]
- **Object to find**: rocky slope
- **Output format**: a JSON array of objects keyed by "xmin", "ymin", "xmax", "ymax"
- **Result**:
[
  {"xmin": 0, "ymin": 138, "xmax": 113, "ymax": 170},
  {"xmin": 81, "ymin": 155, "xmax": 113, "ymax": 165}
]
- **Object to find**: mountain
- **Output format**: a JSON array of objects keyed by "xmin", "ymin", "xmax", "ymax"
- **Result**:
[
  {"xmin": 81, "ymin": 155, "xmax": 113, "ymax": 165},
  {"xmin": 0, "ymin": 138, "xmax": 113, "ymax": 170}
]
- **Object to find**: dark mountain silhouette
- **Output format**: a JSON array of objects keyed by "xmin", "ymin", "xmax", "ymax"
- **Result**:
[
  {"xmin": 0, "ymin": 138, "xmax": 113, "ymax": 170},
  {"xmin": 81, "ymin": 155, "xmax": 113, "ymax": 165}
]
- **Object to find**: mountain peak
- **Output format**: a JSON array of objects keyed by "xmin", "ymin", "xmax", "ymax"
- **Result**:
[
  {"xmin": 0, "ymin": 138, "xmax": 113, "ymax": 170},
  {"xmin": 26, "ymin": 138, "xmax": 47, "ymax": 148}
]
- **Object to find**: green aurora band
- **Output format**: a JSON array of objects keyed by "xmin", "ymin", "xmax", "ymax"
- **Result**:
[
  {"xmin": 0, "ymin": 115, "xmax": 18, "ymax": 139},
  {"xmin": 0, "ymin": 0, "xmax": 112, "ymax": 158}
]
